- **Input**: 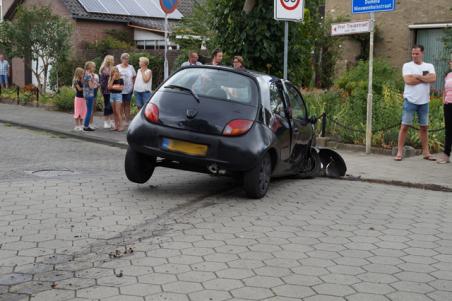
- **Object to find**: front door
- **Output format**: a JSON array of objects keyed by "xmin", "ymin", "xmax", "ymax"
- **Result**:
[
  {"xmin": 283, "ymin": 82, "xmax": 313, "ymax": 164},
  {"xmin": 269, "ymin": 80, "xmax": 292, "ymax": 161}
]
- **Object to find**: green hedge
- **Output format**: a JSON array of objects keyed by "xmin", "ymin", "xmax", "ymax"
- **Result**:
[{"xmin": 303, "ymin": 60, "xmax": 445, "ymax": 151}]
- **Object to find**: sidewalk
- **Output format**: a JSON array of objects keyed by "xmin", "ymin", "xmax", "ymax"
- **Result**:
[{"xmin": 1, "ymin": 102, "xmax": 451, "ymax": 191}]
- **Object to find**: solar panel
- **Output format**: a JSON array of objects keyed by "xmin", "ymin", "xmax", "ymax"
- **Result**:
[
  {"xmin": 77, "ymin": 0, "xmax": 182, "ymax": 19},
  {"xmin": 100, "ymin": 0, "xmax": 129, "ymax": 15},
  {"xmin": 78, "ymin": 0, "xmax": 108, "ymax": 14},
  {"xmin": 123, "ymin": 0, "xmax": 151, "ymax": 17},
  {"xmin": 134, "ymin": 0, "xmax": 165, "ymax": 18}
]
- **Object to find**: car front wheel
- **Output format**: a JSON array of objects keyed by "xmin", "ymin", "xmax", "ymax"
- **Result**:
[
  {"xmin": 295, "ymin": 147, "xmax": 321, "ymax": 179},
  {"xmin": 125, "ymin": 147, "xmax": 156, "ymax": 184},
  {"xmin": 243, "ymin": 153, "xmax": 272, "ymax": 199}
]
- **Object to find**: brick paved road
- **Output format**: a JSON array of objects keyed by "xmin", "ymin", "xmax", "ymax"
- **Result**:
[{"xmin": 1, "ymin": 123, "xmax": 452, "ymax": 301}]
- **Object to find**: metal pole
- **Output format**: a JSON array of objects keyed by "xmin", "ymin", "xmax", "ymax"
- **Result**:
[
  {"xmin": 164, "ymin": 14, "xmax": 169, "ymax": 80},
  {"xmin": 365, "ymin": 12, "xmax": 375, "ymax": 154},
  {"xmin": 321, "ymin": 112, "xmax": 327, "ymax": 137},
  {"xmin": 283, "ymin": 21, "xmax": 288, "ymax": 80}
]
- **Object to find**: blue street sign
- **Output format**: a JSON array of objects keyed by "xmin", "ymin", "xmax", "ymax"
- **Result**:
[{"xmin": 352, "ymin": 0, "xmax": 395, "ymax": 14}]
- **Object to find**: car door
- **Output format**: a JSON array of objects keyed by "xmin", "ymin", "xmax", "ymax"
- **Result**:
[
  {"xmin": 268, "ymin": 80, "xmax": 292, "ymax": 162},
  {"xmin": 282, "ymin": 82, "xmax": 313, "ymax": 163}
]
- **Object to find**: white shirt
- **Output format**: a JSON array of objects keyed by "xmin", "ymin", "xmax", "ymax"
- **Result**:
[
  {"xmin": 116, "ymin": 64, "xmax": 136, "ymax": 94},
  {"xmin": 402, "ymin": 61, "xmax": 435, "ymax": 105},
  {"xmin": 134, "ymin": 68, "xmax": 152, "ymax": 92},
  {"xmin": 181, "ymin": 61, "xmax": 202, "ymax": 67}
]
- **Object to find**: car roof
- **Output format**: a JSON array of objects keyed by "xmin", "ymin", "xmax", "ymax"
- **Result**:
[{"xmin": 179, "ymin": 65, "xmax": 282, "ymax": 82}]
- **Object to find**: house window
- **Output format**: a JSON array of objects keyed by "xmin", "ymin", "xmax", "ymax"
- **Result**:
[
  {"xmin": 136, "ymin": 40, "xmax": 179, "ymax": 50},
  {"xmin": 136, "ymin": 40, "xmax": 160, "ymax": 50}
]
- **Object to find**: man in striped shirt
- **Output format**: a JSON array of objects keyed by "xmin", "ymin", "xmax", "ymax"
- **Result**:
[{"xmin": 0, "ymin": 54, "xmax": 10, "ymax": 89}]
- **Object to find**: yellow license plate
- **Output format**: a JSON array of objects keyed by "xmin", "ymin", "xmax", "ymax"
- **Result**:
[{"xmin": 161, "ymin": 138, "xmax": 208, "ymax": 157}]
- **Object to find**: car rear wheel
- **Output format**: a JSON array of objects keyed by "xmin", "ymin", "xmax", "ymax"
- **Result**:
[
  {"xmin": 125, "ymin": 147, "xmax": 156, "ymax": 184},
  {"xmin": 243, "ymin": 153, "xmax": 272, "ymax": 199}
]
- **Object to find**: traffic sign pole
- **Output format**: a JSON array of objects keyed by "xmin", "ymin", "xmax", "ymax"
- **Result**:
[
  {"xmin": 164, "ymin": 14, "xmax": 169, "ymax": 80},
  {"xmin": 274, "ymin": 0, "xmax": 304, "ymax": 80},
  {"xmin": 283, "ymin": 21, "xmax": 288, "ymax": 80},
  {"xmin": 365, "ymin": 12, "xmax": 375, "ymax": 154},
  {"xmin": 160, "ymin": 0, "xmax": 179, "ymax": 80}
]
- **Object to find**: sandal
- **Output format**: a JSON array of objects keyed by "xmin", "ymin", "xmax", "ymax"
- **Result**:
[
  {"xmin": 394, "ymin": 155, "xmax": 403, "ymax": 161},
  {"xmin": 423, "ymin": 155, "xmax": 436, "ymax": 161}
]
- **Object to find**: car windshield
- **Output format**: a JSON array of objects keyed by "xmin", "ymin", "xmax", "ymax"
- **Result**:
[{"xmin": 163, "ymin": 68, "xmax": 258, "ymax": 106}]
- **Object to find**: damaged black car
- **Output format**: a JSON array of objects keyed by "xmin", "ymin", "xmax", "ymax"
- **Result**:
[{"xmin": 125, "ymin": 66, "xmax": 346, "ymax": 198}]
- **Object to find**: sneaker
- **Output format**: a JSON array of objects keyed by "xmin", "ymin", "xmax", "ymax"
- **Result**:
[
  {"xmin": 103, "ymin": 121, "xmax": 111, "ymax": 129},
  {"xmin": 74, "ymin": 126, "xmax": 82, "ymax": 131},
  {"xmin": 83, "ymin": 127, "xmax": 95, "ymax": 132},
  {"xmin": 437, "ymin": 154, "xmax": 450, "ymax": 164},
  {"xmin": 89, "ymin": 125, "xmax": 96, "ymax": 130},
  {"xmin": 109, "ymin": 120, "xmax": 115, "ymax": 128}
]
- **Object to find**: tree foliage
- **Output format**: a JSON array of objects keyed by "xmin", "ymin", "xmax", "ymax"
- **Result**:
[
  {"xmin": 171, "ymin": 1, "xmax": 217, "ymax": 51},
  {"xmin": 177, "ymin": 0, "xmax": 339, "ymax": 88},
  {"xmin": 83, "ymin": 29, "xmax": 134, "ymax": 58},
  {"xmin": 0, "ymin": 5, "xmax": 72, "ymax": 92}
]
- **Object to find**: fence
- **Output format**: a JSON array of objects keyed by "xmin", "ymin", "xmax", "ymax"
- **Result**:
[
  {"xmin": 319, "ymin": 112, "xmax": 445, "ymax": 137},
  {"xmin": 0, "ymin": 86, "xmax": 40, "ymax": 106}
]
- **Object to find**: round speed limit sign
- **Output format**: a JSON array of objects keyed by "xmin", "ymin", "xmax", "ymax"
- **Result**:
[
  {"xmin": 280, "ymin": 0, "xmax": 301, "ymax": 11},
  {"xmin": 274, "ymin": 0, "xmax": 304, "ymax": 21}
]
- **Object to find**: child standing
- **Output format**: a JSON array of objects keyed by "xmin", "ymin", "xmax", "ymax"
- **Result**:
[
  {"xmin": 88, "ymin": 72, "xmax": 100, "ymax": 129},
  {"xmin": 73, "ymin": 67, "xmax": 86, "ymax": 131},
  {"xmin": 99, "ymin": 55, "xmax": 115, "ymax": 128},
  {"xmin": 82, "ymin": 61, "xmax": 97, "ymax": 132},
  {"xmin": 108, "ymin": 67, "xmax": 124, "ymax": 131}
]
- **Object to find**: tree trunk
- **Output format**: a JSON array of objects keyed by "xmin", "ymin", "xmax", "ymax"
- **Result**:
[
  {"xmin": 43, "ymin": 65, "xmax": 48, "ymax": 94},
  {"xmin": 243, "ymin": 0, "xmax": 256, "ymax": 14}
]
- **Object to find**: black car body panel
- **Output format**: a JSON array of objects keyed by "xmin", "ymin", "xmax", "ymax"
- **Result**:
[{"xmin": 128, "ymin": 111, "xmax": 273, "ymax": 173}]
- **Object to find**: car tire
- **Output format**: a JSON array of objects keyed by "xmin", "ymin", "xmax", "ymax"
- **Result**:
[
  {"xmin": 295, "ymin": 147, "xmax": 321, "ymax": 179},
  {"xmin": 243, "ymin": 153, "xmax": 272, "ymax": 199},
  {"xmin": 125, "ymin": 147, "xmax": 156, "ymax": 184}
]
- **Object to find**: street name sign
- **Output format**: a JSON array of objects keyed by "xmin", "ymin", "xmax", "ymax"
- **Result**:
[
  {"xmin": 352, "ymin": 0, "xmax": 395, "ymax": 14},
  {"xmin": 274, "ymin": 0, "xmax": 304, "ymax": 21},
  {"xmin": 331, "ymin": 20, "xmax": 371, "ymax": 36}
]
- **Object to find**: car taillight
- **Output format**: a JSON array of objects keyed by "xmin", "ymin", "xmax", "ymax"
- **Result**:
[
  {"xmin": 223, "ymin": 119, "xmax": 254, "ymax": 136},
  {"xmin": 144, "ymin": 102, "xmax": 159, "ymax": 123}
]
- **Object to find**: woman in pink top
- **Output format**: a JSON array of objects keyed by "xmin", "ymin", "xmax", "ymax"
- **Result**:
[{"xmin": 438, "ymin": 60, "xmax": 452, "ymax": 163}]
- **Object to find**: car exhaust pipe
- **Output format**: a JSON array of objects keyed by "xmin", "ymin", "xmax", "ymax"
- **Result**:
[
  {"xmin": 318, "ymin": 148, "xmax": 347, "ymax": 178},
  {"xmin": 208, "ymin": 164, "xmax": 219, "ymax": 174},
  {"xmin": 207, "ymin": 164, "xmax": 227, "ymax": 175}
]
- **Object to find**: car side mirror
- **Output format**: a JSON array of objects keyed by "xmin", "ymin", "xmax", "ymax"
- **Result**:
[{"xmin": 285, "ymin": 108, "xmax": 292, "ymax": 119}]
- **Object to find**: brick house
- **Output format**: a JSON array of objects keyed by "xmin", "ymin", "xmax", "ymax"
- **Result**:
[
  {"xmin": 325, "ymin": 0, "xmax": 452, "ymax": 91},
  {"xmin": 3, "ymin": 0, "xmax": 194, "ymax": 87}
]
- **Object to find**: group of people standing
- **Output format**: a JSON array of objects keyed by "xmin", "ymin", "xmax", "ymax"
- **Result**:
[
  {"xmin": 72, "ymin": 53, "xmax": 152, "ymax": 132},
  {"xmin": 73, "ymin": 49, "xmax": 246, "ymax": 132},
  {"xmin": 180, "ymin": 48, "xmax": 246, "ymax": 71},
  {"xmin": 395, "ymin": 44, "xmax": 452, "ymax": 164}
]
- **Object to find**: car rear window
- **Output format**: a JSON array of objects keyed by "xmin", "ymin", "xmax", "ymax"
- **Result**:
[{"xmin": 163, "ymin": 68, "xmax": 258, "ymax": 106}]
